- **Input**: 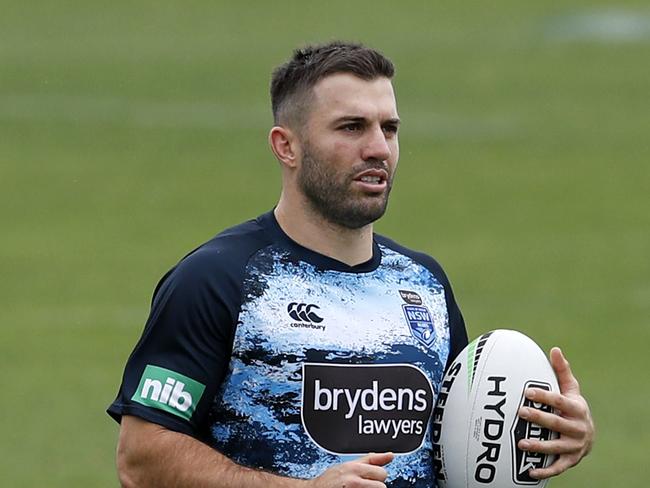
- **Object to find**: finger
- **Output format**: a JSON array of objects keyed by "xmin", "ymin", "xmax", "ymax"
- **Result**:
[
  {"xmin": 358, "ymin": 452, "xmax": 394, "ymax": 466},
  {"xmin": 550, "ymin": 347, "xmax": 580, "ymax": 396},
  {"xmin": 518, "ymin": 406, "xmax": 583, "ymax": 436},
  {"xmin": 518, "ymin": 437, "xmax": 583, "ymax": 456},
  {"xmin": 525, "ymin": 388, "xmax": 586, "ymax": 418},
  {"xmin": 362, "ymin": 482, "xmax": 387, "ymax": 488},
  {"xmin": 353, "ymin": 463, "xmax": 389, "ymax": 482},
  {"xmin": 528, "ymin": 454, "xmax": 580, "ymax": 480}
]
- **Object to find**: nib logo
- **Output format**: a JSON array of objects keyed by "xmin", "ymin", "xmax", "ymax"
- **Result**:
[{"xmin": 132, "ymin": 365, "xmax": 205, "ymax": 421}]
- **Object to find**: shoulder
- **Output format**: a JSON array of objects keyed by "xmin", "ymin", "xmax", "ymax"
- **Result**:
[
  {"xmin": 376, "ymin": 234, "xmax": 469, "ymax": 361},
  {"xmin": 375, "ymin": 233, "xmax": 452, "ymax": 287},
  {"xmin": 151, "ymin": 215, "xmax": 274, "ymax": 308},
  {"xmin": 177, "ymin": 215, "xmax": 273, "ymax": 276},
  {"xmin": 179, "ymin": 217, "xmax": 271, "ymax": 275}
]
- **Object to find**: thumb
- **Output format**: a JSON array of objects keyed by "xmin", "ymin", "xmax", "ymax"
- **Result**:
[
  {"xmin": 550, "ymin": 347, "xmax": 580, "ymax": 396},
  {"xmin": 358, "ymin": 452, "xmax": 394, "ymax": 466}
]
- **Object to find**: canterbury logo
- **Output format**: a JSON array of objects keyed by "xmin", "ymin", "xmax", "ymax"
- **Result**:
[{"xmin": 287, "ymin": 303, "xmax": 324, "ymax": 323}]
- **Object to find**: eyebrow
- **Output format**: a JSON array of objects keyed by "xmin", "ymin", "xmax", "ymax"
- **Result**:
[{"xmin": 333, "ymin": 116, "xmax": 401, "ymax": 126}]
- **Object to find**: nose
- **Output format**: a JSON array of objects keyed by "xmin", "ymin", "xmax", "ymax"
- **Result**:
[{"xmin": 361, "ymin": 125, "xmax": 392, "ymax": 162}]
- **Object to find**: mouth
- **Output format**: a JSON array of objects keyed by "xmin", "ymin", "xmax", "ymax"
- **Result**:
[{"xmin": 353, "ymin": 169, "xmax": 388, "ymax": 191}]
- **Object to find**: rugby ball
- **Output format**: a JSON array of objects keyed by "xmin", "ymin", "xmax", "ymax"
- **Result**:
[{"xmin": 432, "ymin": 329, "xmax": 559, "ymax": 488}]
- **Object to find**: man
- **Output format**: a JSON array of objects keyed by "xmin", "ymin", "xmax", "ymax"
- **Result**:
[{"xmin": 108, "ymin": 42, "xmax": 593, "ymax": 487}]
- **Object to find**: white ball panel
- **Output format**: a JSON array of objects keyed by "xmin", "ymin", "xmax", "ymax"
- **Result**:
[{"xmin": 433, "ymin": 330, "xmax": 559, "ymax": 488}]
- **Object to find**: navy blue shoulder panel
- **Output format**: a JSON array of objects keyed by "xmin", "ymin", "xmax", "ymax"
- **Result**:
[
  {"xmin": 375, "ymin": 234, "xmax": 469, "ymax": 368},
  {"xmin": 108, "ymin": 215, "xmax": 274, "ymax": 438},
  {"xmin": 162, "ymin": 216, "xmax": 273, "ymax": 321}
]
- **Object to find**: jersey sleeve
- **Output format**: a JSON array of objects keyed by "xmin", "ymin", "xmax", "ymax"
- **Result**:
[
  {"xmin": 107, "ymin": 247, "xmax": 241, "ymax": 438},
  {"xmin": 413, "ymin": 252, "xmax": 469, "ymax": 369},
  {"xmin": 441, "ymin": 274, "xmax": 468, "ymax": 369},
  {"xmin": 422, "ymin": 254, "xmax": 468, "ymax": 369}
]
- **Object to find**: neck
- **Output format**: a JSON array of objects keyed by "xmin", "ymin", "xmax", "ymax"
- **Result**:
[{"xmin": 274, "ymin": 196, "xmax": 374, "ymax": 267}]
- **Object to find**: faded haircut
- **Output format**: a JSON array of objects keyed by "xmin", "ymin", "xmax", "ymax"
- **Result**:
[{"xmin": 270, "ymin": 41, "xmax": 395, "ymax": 127}]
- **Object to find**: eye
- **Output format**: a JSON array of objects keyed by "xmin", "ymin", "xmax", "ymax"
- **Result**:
[
  {"xmin": 382, "ymin": 124, "xmax": 399, "ymax": 136},
  {"xmin": 340, "ymin": 122, "xmax": 362, "ymax": 132}
]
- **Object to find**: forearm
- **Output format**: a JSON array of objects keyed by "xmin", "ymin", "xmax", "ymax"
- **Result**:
[{"xmin": 117, "ymin": 416, "xmax": 307, "ymax": 488}]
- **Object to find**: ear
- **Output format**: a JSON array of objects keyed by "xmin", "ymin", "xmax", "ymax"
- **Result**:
[{"xmin": 268, "ymin": 126, "xmax": 300, "ymax": 168}]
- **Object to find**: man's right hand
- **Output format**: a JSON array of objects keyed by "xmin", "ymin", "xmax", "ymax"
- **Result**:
[{"xmin": 309, "ymin": 452, "xmax": 394, "ymax": 488}]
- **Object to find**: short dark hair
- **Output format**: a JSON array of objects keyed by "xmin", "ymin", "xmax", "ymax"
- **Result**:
[{"xmin": 270, "ymin": 41, "xmax": 395, "ymax": 126}]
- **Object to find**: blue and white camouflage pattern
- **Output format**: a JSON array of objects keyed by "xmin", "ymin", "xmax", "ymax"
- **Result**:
[{"xmin": 208, "ymin": 244, "xmax": 451, "ymax": 487}]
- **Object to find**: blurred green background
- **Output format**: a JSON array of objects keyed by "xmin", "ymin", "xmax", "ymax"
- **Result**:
[{"xmin": 1, "ymin": 1, "xmax": 648, "ymax": 486}]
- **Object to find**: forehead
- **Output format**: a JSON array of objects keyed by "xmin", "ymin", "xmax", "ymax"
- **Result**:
[{"xmin": 309, "ymin": 73, "xmax": 398, "ymax": 122}]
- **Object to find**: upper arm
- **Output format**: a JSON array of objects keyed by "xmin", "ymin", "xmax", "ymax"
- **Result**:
[
  {"xmin": 108, "ymin": 249, "xmax": 242, "ymax": 438},
  {"xmin": 116, "ymin": 415, "xmax": 167, "ymax": 487},
  {"xmin": 116, "ymin": 415, "xmax": 221, "ymax": 488},
  {"xmin": 117, "ymin": 414, "xmax": 165, "ymax": 461}
]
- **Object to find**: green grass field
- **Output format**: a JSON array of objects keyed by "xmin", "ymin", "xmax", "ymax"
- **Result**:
[{"xmin": 1, "ymin": 1, "xmax": 648, "ymax": 486}]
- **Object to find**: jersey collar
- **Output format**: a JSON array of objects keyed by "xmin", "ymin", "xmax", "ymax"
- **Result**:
[{"xmin": 258, "ymin": 210, "xmax": 382, "ymax": 273}]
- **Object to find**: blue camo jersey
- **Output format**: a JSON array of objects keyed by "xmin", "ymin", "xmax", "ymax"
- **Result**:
[{"xmin": 108, "ymin": 211, "xmax": 468, "ymax": 487}]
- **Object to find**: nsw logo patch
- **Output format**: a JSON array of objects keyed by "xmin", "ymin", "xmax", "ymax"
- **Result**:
[
  {"xmin": 132, "ymin": 365, "xmax": 205, "ymax": 421},
  {"xmin": 402, "ymin": 304, "xmax": 436, "ymax": 347}
]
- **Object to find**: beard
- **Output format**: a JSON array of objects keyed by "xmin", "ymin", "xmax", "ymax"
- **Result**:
[{"xmin": 297, "ymin": 145, "xmax": 394, "ymax": 230}]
